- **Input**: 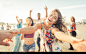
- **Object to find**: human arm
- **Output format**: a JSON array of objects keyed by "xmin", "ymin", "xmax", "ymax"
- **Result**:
[
  {"xmin": 21, "ymin": 33, "xmax": 24, "ymax": 40},
  {"xmin": 29, "ymin": 10, "xmax": 32, "ymax": 18},
  {"xmin": 72, "ymin": 22, "xmax": 76, "ymax": 30},
  {"xmin": 16, "ymin": 16, "xmax": 20, "ymax": 24},
  {"xmin": 51, "ymin": 28, "xmax": 86, "ymax": 52},
  {"xmin": 67, "ymin": 22, "xmax": 76, "ymax": 32},
  {"xmin": 52, "ymin": 28, "xmax": 84, "ymax": 43},
  {"xmin": 44, "ymin": 5, "xmax": 48, "ymax": 18},
  {"xmin": 43, "ymin": 6, "xmax": 48, "ymax": 21},
  {"xmin": 10, "ymin": 22, "xmax": 42, "ymax": 34},
  {"xmin": 0, "ymin": 30, "xmax": 13, "ymax": 46}
]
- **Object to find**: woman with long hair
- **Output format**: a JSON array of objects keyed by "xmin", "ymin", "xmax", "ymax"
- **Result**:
[
  {"xmin": 21, "ymin": 17, "xmax": 35, "ymax": 52},
  {"xmin": 10, "ymin": 9, "xmax": 86, "ymax": 52},
  {"xmin": 68, "ymin": 16, "xmax": 77, "ymax": 50}
]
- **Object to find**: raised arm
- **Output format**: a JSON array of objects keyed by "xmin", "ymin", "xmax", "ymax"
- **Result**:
[
  {"xmin": 43, "ymin": 6, "xmax": 48, "ymax": 21},
  {"xmin": 44, "ymin": 5, "xmax": 48, "ymax": 18},
  {"xmin": 29, "ymin": 10, "xmax": 32, "ymax": 18},
  {"xmin": 16, "ymin": 16, "xmax": 20, "ymax": 24}
]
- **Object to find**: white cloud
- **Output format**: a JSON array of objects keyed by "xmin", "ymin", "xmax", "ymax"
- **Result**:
[
  {"xmin": 0, "ymin": 3, "xmax": 3, "ymax": 8},
  {"xmin": 29, "ymin": 5, "xmax": 86, "ymax": 20},
  {"xmin": 59, "ymin": 5, "xmax": 86, "ymax": 10},
  {"xmin": 1, "ymin": 5, "xmax": 86, "ymax": 23},
  {"xmin": 47, "ymin": 5, "xmax": 86, "ymax": 11}
]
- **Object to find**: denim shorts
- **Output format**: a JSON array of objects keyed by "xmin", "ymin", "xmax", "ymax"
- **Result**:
[{"xmin": 23, "ymin": 43, "xmax": 35, "ymax": 52}]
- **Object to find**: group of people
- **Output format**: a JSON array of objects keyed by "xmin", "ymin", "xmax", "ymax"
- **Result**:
[
  {"xmin": 0, "ymin": 6, "xmax": 86, "ymax": 52},
  {"xmin": 12, "ymin": 6, "xmax": 48, "ymax": 52},
  {"xmin": 0, "ymin": 23, "xmax": 11, "ymax": 30}
]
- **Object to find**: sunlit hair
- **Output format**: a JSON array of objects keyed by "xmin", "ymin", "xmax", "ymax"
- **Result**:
[
  {"xmin": 52, "ymin": 9, "xmax": 67, "ymax": 42},
  {"xmin": 52, "ymin": 9, "xmax": 67, "ymax": 33},
  {"xmin": 71, "ymin": 16, "xmax": 75, "ymax": 23},
  {"xmin": 26, "ymin": 17, "xmax": 34, "ymax": 26}
]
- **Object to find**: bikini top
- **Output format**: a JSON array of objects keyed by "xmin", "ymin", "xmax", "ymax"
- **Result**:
[
  {"xmin": 40, "ymin": 22, "xmax": 55, "ymax": 43},
  {"xmin": 24, "ymin": 33, "xmax": 34, "ymax": 38}
]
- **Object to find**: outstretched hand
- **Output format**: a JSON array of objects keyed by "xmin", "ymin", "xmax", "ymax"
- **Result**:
[
  {"xmin": 0, "ymin": 30, "xmax": 13, "ymax": 46},
  {"xmin": 5, "ymin": 38, "xmax": 13, "ymax": 43},
  {"xmin": 10, "ymin": 29, "xmax": 20, "ymax": 34},
  {"xmin": 30, "ymin": 10, "xmax": 32, "ymax": 13},
  {"xmin": 16, "ymin": 15, "xmax": 19, "ymax": 19},
  {"xmin": 70, "ymin": 37, "xmax": 86, "ymax": 52},
  {"xmin": 44, "ymin": 5, "xmax": 48, "ymax": 10},
  {"xmin": 72, "ymin": 41, "xmax": 86, "ymax": 52},
  {"xmin": 4, "ymin": 29, "xmax": 20, "ymax": 45}
]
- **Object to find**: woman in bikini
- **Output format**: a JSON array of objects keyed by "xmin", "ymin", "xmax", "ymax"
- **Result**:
[{"xmin": 21, "ymin": 17, "xmax": 35, "ymax": 52}]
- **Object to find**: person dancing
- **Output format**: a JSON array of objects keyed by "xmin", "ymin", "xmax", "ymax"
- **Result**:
[{"xmin": 10, "ymin": 9, "xmax": 86, "ymax": 52}]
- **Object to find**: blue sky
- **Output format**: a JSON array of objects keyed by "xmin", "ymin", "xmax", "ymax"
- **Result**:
[{"xmin": 0, "ymin": 0, "xmax": 86, "ymax": 23}]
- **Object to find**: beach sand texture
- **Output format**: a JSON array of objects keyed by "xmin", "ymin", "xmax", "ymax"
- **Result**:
[{"xmin": 0, "ymin": 25, "xmax": 86, "ymax": 52}]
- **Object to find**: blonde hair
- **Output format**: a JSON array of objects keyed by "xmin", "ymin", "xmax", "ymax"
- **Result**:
[
  {"xmin": 52, "ymin": 9, "xmax": 67, "ymax": 43},
  {"xmin": 52, "ymin": 9, "xmax": 67, "ymax": 33}
]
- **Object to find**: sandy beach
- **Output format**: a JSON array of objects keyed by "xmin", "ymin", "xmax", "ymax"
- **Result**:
[{"xmin": 0, "ymin": 25, "xmax": 86, "ymax": 52}]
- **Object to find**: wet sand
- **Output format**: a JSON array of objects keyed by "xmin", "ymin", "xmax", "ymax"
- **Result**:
[{"xmin": 0, "ymin": 25, "xmax": 86, "ymax": 52}]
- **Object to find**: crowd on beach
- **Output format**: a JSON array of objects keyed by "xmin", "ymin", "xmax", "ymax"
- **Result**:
[{"xmin": 0, "ymin": 6, "xmax": 86, "ymax": 52}]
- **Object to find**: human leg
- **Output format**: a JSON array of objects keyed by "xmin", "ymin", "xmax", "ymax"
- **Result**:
[{"xmin": 13, "ymin": 36, "xmax": 21, "ymax": 52}]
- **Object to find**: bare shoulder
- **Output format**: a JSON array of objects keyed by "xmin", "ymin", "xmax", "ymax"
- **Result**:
[
  {"xmin": 52, "ymin": 27, "xmax": 59, "ymax": 31},
  {"xmin": 51, "ymin": 27, "xmax": 59, "ymax": 34}
]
